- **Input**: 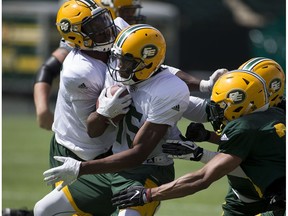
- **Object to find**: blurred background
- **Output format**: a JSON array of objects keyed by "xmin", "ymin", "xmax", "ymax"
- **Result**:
[
  {"xmin": 2, "ymin": 0, "xmax": 286, "ymax": 214},
  {"xmin": 3, "ymin": 0, "xmax": 286, "ymax": 98}
]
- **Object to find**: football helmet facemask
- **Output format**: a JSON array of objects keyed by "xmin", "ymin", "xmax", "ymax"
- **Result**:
[
  {"xmin": 239, "ymin": 57, "xmax": 285, "ymax": 107},
  {"xmin": 208, "ymin": 70, "xmax": 270, "ymax": 133},
  {"xmin": 108, "ymin": 24, "xmax": 166, "ymax": 85},
  {"xmin": 96, "ymin": 0, "xmax": 145, "ymax": 24},
  {"xmin": 56, "ymin": 0, "xmax": 117, "ymax": 51}
]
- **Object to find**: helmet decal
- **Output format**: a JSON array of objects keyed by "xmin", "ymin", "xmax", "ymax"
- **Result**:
[
  {"xmin": 58, "ymin": 19, "xmax": 71, "ymax": 34},
  {"xmin": 227, "ymin": 89, "xmax": 246, "ymax": 104},
  {"xmin": 270, "ymin": 78, "xmax": 282, "ymax": 92},
  {"xmin": 141, "ymin": 45, "xmax": 158, "ymax": 59}
]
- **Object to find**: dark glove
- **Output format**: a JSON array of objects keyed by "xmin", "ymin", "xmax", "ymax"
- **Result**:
[
  {"xmin": 112, "ymin": 186, "xmax": 152, "ymax": 209},
  {"xmin": 185, "ymin": 122, "xmax": 211, "ymax": 142},
  {"xmin": 162, "ymin": 140, "xmax": 203, "ymax": 161}
]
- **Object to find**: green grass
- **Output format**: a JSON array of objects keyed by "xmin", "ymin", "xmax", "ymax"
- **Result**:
[{"xmin": 2, "ymin": 115, "xmax": 227, "ymax": 215}]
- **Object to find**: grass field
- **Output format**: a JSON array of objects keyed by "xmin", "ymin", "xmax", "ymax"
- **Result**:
[{"xmin": 2, "ymin": 114, "xmax": 228, "ymax": 215}]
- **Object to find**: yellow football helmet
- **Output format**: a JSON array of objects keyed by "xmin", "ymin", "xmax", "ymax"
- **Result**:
[
  {"xmin": 108, "ymin": 24, "xmax": 166, "ymax": 85},
  {"xmin": 208, "ymin": 70, "xmax": 269, "ymax": 133},
  {"xmin": 56, "ymin": 0, "xmax": 117, "ymax": 51},
  {"xmin": 238, "ymin": 57, "xmax": 285, "ymax": 107},
  {"xmin": 96, "ymin": 0, "xmax": 145, "ymax": 24}
]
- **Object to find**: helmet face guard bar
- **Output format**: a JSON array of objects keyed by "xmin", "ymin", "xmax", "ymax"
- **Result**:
[
  {"xmin": 108, "ymin": 52, "xmax": 146, "ymax": 83},
  {"xmin": 207, "ymin": 100, "xmax": 225, "ymax": 133},
  {"xmin": 81, "ymin": 8, "xmax": 117, "ymax": 49}
]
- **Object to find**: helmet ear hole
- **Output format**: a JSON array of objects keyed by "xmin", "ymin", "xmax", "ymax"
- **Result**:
[
  {"xmin": 146, "ymin": 63, "xmax": 152, "ymax": 69},
  {"xmin": 68, "ymin": 36, "xmax": 76, "ymax": 40},
  {"xmin": 233, "ymin": 106, "xmax": 243, "ymax": 113}
]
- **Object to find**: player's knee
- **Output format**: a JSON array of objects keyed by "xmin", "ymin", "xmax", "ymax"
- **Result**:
[{"xmin": 33, "ymin": 199, "xmax": 49, "ymax": 216}]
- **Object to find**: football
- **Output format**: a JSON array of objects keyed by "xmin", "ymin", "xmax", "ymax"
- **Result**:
[
  {"xmin": 106, "ymin": 85, "xmax": 129, "ymax": 98},
  {"xmin": 96, "ymin": 85, "xmax": 129, "ymax": 124}
]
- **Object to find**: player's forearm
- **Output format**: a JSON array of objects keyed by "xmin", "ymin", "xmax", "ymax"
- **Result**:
[
  {"xmin": 79, "ymin": 147, "xmax": 145, "ymax": 175},
  {"xmin": 151, "ymin": 170, "xmax": 208, "ymax": 201},
  {"xmin": 34, "ymin": 83, "xmax": 54, "ymax": 130},
  {"xmin": 175, "ymin": 70, "xmax": 201, "ymax": 91},
  {"xmin": 34, "ymin": 82, "xmax": 51, "ymax": 111},
  {"xmin": 86, "ymin": 111, "xmax": 110, "ymax": 137}
]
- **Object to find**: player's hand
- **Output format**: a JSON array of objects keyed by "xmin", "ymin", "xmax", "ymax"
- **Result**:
[
  {"xmin": 96, "ymin": 86, "xmax": 132, "ymax": 118},
  {"xmin": 43, "ymin": 156, "xmax": 81, "ymax": 191},
  {"xmin": 162, "ymin": 140, "xmax": 203, "ymax": 161},
  {"xmin": 112, "ymin": 186, "xmax": 152, "ymax": 208},
  {"xmin": 199, "ymin": 68, "xmax": 228, "ymax": 92},
  {"xmin": 185, "ymin": 122, "xmax": 211, "ymax": 142}
]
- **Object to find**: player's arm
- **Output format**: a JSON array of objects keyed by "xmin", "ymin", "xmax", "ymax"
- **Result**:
[
  {"xmin": 169, "ymin": 67, "xmax": 228, "ymax": 92},
  {"xmin": 111, "ymin": 153, "xmax": 242, "ymax": 207},
  {"xmin": 43, "ymin": 121, "xmax": 169, "ymax": 189},
  {"xmin": 34, "ymin": 47, "xmax": 69, "ymax": 130},
  {"xmin": 87, "ymin": 86, "xmax": 132, "ymax": 137},
  {"xmin": 150, "ymin": 153, "xmax": 241, "ymax": 201},
  {"xmin": 82, "ymin": 121, "xmax": 169, "ymax": 174}
]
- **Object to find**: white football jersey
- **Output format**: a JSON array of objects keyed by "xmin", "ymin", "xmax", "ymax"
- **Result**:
[
  {"xmin": 52, "ymin": 18, "xmax": 129, "ymax": 161},
  {"xmin": 53, "ymin": 49, "xmax": 116, "ymax": 160},
  {"xmin": 108, "ymin": 67, "xmax": 190, "ymax": 166}
]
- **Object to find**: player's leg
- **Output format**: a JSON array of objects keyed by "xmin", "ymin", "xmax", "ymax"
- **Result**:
[
  {"xmin": 34, "ymin": 173, "xmax": 115, "ymax": 216},
  {"xmin": 34, "ymin": 187, "xmax": 77, "ymax": 216}
]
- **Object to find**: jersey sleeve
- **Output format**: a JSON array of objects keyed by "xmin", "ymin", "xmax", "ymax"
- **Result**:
[
  {"xmin": 182, "ymin": 96, "xmax": 208, "ymax": 122},
  {"xmin": 218, "ymin": 121, "xmax": 253, "ymax": 160},
  {"xmin": 161, "ymin": 65, "xmax": 180, "ymax": 75},
  {"xmin": 147, "ymin": 77, "xmax": 189, "ymax": 126}
]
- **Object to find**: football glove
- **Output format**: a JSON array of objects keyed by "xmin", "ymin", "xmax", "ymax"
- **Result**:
[
  {"xmin": 199, "ymin": 68, "xmax": 228, "ymax": 92},
  {"xmin": 43, "ymin": 156, "xmax": 81, "ymax": 191},
  {"xmin": 162, "ymin": 140, "xmax": 203, "ymax": 161},
  {"xmin": 112, "ymin": 186, "xmax": 152, "ymax": 208},
  {"xmin": 185, "ymin": 122, "xmax": 211, "ymax": 142},
  {"xmin": 97, "ymin": 86, "xmax": 132, "ymax": 118}
]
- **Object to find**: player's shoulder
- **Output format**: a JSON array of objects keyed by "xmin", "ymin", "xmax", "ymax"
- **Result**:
[{"xmin": 142, "ymin": 68, "xmax": 189, "ymax": 102}]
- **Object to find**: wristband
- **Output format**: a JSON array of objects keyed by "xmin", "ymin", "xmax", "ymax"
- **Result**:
[{"xmin": 144, "ymin": 188, "xmax": 153, "ymax": 203}]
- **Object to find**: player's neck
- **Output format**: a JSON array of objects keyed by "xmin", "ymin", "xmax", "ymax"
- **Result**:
[{"xmin": 82, "ymin": 50, "xmax": 110, "ymax": 63}]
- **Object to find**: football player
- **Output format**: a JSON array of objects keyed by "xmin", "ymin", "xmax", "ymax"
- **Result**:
[
  {"xmin": 33, "ymin": 0, "xmax": 145, "ymax": 131},
  {"xmin": 111, "ymin": 70, "xmax": 286, "ymax": 216},
  {"xmin": 181, "ymin": 57, "xmax": 286, "ymax": 144},
  {"xmin": 33, "ymin": 1, "xmax": 132, "ymax": 215}
]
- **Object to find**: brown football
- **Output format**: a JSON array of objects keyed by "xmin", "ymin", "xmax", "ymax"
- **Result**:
[{"xmin": 96, "ymin": 85, "xmax": 129, "ymax": 124}]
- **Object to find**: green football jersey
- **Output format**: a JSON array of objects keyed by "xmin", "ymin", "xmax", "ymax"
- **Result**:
[{"xmin": 218, "ymin": 107, "xmax": 285, "ymax": 200}]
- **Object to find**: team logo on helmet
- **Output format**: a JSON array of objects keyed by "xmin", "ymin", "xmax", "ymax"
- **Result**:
[
  {"xmin": 59, "ymin": 19, "xmax": 71, "ymax": 34},
  {"xmin": 228, "ymin": 90, "xmax": 246, "ymax": 104},
  {"xmin": 141, "ymin": 45, "xmax": 158, "ymax": 59},
  {"xmin": 270, "ymin": 78, "xmax": 281, "ymax": 92}
]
